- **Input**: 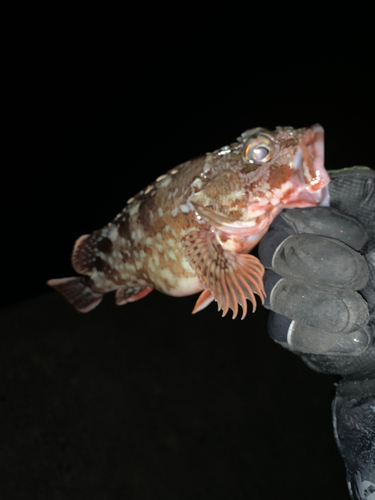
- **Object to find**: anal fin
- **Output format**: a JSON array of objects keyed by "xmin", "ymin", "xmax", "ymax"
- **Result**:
[
  {"xmin": 182, "ymin": 230, "xmax": 265, "ymax": 319},
  {"xmin": 115, "ymin": 286, "xmax": 153, "ymax": 306}
]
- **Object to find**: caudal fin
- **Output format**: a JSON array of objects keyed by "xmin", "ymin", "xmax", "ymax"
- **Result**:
[{"xmin": 47, "ymin": 277, "xmax": 103, "ymax": 313}]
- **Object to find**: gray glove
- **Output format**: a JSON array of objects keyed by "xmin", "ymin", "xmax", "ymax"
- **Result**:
[{"xmin": 258, "ymin": 168, "xmax": 375, "ymax": 500}]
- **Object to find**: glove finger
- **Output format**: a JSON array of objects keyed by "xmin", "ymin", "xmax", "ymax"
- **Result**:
[
  {"xmin": 270, "ymin": 234, "xmax": 369, "ymax": 289},
  {"xmin": 263, "ymin": 272, "xmax": 370, "ymax": 334},
  {"xmin": 275, "ymin": 206, "xmax": 369, "ymax": 251},
  {"xmin": 301, "ymin": 341, "xmax": 375, "ymax": 378},
  {"xmin": 258, "ymin": 205, "xmax": 369, "ymax": 270},
  {"xmin": 267, "ymin": 312, "xmax": 371, "ymax": 356},
  {"xmin": 329, "ymin": 168, "xmax": 375, "ymax": 250}
]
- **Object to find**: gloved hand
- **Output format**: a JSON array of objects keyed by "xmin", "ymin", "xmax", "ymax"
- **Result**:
[{"xmin": 258, "ymin": 167, "xmax": 375, "ymax": 500}]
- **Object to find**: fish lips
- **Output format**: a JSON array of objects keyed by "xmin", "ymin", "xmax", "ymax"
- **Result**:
[{"xmin": 292, "ymin": 124, "xmax": 330, "ymax": 206}]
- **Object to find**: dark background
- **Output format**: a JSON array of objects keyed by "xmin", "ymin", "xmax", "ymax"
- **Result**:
[{"xmin": 1, "ymin": 6, "xmax": 374, "ymax": 499}]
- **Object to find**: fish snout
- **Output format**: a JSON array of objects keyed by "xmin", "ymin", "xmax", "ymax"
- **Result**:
[{"xmin": 293, "ymin": 124, "xmax": 330, "ymax": 205}]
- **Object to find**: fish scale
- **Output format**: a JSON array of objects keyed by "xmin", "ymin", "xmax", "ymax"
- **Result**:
[{"xmin": 48, "ymin": 125, "xmax": 330, "ymax": 318}]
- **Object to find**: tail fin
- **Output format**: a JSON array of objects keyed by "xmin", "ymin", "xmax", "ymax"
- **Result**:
[{"xmin": 47, "ymin": 276, "xmax": 103, "ymax": 313}]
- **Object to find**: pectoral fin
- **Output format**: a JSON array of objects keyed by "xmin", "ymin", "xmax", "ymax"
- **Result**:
[{"xmin": 182, "ymin": 230, "xmax": 265, "ymax": 319}]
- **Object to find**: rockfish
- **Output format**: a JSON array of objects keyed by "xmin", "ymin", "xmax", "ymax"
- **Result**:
[{"xmin": 48, "ymin": 125, "xmax": 330, "ymax": 319}]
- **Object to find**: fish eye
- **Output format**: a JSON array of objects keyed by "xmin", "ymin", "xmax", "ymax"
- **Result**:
[
  {"xmin": 252, "ymin": 146, "xmax": 269, "ymax": 161},
  {"xmin": 242, "ymin": 136, "xmax": 277, "ymax": 164}
]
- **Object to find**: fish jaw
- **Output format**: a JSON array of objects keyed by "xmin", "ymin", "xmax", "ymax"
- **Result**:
[{"xmin": 289, "ymin": 123, "xmax": 330, "ymax": 206}]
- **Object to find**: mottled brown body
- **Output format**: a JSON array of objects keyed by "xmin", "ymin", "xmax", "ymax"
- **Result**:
[
  {"xmin": 87, "ymin": 157, "xmax": 207, "ymax": 298},
  {"xmin": 48, "ymin": 125, "xmax": 330, "ymax": 317}
]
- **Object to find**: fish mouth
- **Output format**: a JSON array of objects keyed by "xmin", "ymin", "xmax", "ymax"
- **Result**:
[{"xmin": 292, "ymin": 124, "xmax": 330, "ymax": 205}]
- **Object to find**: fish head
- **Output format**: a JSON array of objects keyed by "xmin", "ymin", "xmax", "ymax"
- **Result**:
[{"xmin": 189, "ymin": 124, "xmax": 330, "ymax": 236}]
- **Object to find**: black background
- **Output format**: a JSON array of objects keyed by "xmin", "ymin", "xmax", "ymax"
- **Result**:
[{"xmin": 1, "ymin": 5, "xmax": 374, "ymax": 499}]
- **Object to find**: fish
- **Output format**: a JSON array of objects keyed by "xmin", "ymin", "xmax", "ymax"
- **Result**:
[{"xmin": 47, "ymin": 124, "xmax": 330, "ymax": 319}]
